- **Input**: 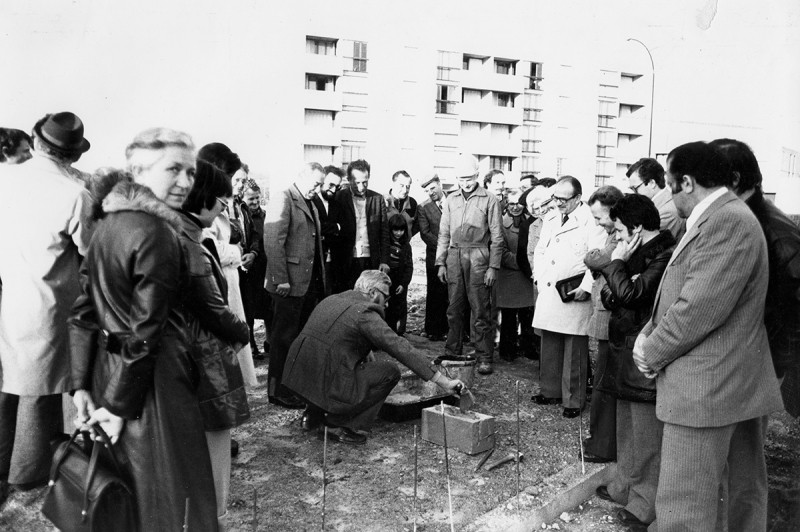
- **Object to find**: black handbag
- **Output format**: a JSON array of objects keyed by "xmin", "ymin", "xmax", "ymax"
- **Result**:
[
  {"xmin": 555, "ymin": 273, "xmax": 585, "ymax": 302},
  {"xmin": 41, "ymin": 425, "xmax": 137, "ymax": 532}
]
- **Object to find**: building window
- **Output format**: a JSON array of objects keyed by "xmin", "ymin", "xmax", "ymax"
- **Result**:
[
  {"xmin": 462, "ymin": 54, "xmax": 470, "ymax": 70},
  {"xmin": 522, "ymin": 125, "xmax": 542, "ymax": 153},
  {"xmin": 306, "ymin": 37, "xmax": 336, "ymax": 56},
  {"xmin": 438, "ymin": 50, "xmax": 459, "ymax": 81},
  {"xmin": 490, "ymin": 156, "xmax": 512, "ymax": 171},
  {"xmin": 595, "ymin": 160, "xmax": 614, "ymax": 186},
  {"xmin": 341, "ymin": 143, "xmax": 365, "ymax": 167},
  {"xmin": 493, "ymin": 92, "xmax": 514, "ymax": 108},
  {"xmin": 495, "ymin": 59, "xmax": 516, "ymax": 75},
  {"xmin": 306, "ymin": 74, "xmax": 335, "ymax": 91},
  {"xmin": 462, "ymin": 89, "xmax": 482, "ymax": 104},
  {"xmin": 352, "ymin": 41, "xmax": 367, "ymax": 72},
  {"xmin": 598, "ymin": 99, "xmax": 615, "ymax": 128},
  {"xmin": 460, "ymin": 121, "xmax": 482, "ymax": 138},
  {"xmin": 436, "ymin": 84, "xmax": 457, "ymax": 114},
  {"xmin": 304, "ymin": 144, "xmax": 334, "ymax": 164},
  {"xmin": 521, "ymin": 156, "xmax": 539, "ymax": 174},
  {"xmin": 304, "ymin": 109, "xmax": 335, "ymax": 127},
  {"xmin": 527, "ymin": 62, "xmax": 543, "ymax": 90},
  {"xmin": 597, "ymin": 130, "xmax": 615, "ymax": 157},
  {"xmin": 523, "ymin": 92, "xmax": 543, "ymax": 122},
  {"xmin": 782, "ymin": 147, "xmax": 799, "ymax": 179}
]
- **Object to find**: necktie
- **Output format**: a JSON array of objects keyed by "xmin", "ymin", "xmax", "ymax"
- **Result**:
[{"xmin": 562, "ymin": 213, "xmax": 569, "ymax": 226}]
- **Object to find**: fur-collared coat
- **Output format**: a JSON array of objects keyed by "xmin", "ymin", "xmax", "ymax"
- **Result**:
[{"xmin": 69, "ymin": 180, "xmax": 219, "ymax": 532}]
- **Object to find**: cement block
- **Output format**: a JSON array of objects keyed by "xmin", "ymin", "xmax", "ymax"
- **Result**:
[{"xmin": 420, "ymin": 404, "xmax": 495, "ymax": 455}]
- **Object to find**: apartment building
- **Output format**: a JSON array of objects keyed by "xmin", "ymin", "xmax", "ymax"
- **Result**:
[{"xmin": 302, "ymin": 34, "xmax": 650, "ymax": 192}]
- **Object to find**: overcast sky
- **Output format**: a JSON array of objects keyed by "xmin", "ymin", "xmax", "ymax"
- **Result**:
[{"xmin": 2, "ymin": 0, "xmax": 798, "ymax": 185}]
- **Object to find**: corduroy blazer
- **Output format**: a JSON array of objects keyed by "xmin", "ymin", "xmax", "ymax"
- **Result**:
[{"xmin": 640, "ymin": 190, "xmax": 783, "ymax": 427}]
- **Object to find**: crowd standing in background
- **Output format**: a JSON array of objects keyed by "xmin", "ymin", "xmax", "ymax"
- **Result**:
[{"xmin": 0, "ymin": 110, "xmax": 798, "ymax": 531}]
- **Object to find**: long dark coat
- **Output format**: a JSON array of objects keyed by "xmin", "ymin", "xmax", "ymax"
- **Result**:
[{"xmin": 69, "ymin": 181, "xmax": 218, "ymax": 532}]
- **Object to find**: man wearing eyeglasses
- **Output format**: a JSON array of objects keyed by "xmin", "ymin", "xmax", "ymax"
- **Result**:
[
  {"xmin": 313, "ymin": 165, "xmax": 345, "ymax": 296},
  {"xmin": 282, "ymin": 271, "xmax": 464, "ymax": 444},
  {"xmin": 627, "ymin": 158, "xmax": 684, "ymax": 241},
  {"xmin": 531, "ymin": 176, "xmax": 606, "ymax": 418}
]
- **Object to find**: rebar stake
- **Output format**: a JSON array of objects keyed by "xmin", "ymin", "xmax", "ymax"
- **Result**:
[{"xmin": 441, "ymin": 401, "xmax": 455, "ymax": 532}]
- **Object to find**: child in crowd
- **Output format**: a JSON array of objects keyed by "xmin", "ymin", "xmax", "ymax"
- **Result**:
[{"xmin": 385, "ymin": 214, "xmax": 413, "ymax": 335}]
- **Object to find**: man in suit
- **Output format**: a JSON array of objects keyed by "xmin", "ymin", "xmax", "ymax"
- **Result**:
[
  {"xmin": 531, "ymin": 176, "xmax": 606, "ymax": 418},
  {"xmin": 283, "ymin": 270, "xmax": 464, "ymax": 444},
  {"xmin": 264, "ymin": 162, "xmax": 326, "ymax": 409},
  {"xmin": 385, "ymin": 170, "xmax": 419, "ymax": 237},
  {"xmin": 711, "ymin": 138, "xmax": 800, "ymax": 419},
  {"xmin": 436, "ymin": 155, "xmax": 504, "ymax": 375},
  {"xmin": 313, "ymin": 165, "xmax": 344, "ymax": 296},
  {"xmin": 330, "ymin": 159, "xmax": 390, "ymax": 293},
  {"xmin": 633, "ymin": 141, "xmax": 783, "ymax": 532},
  {"xmin": 627, "ymin": 157, "xmax": 685, "ymax": 241},
  {"xmin": 418, "ymin": 173, "xmax": 449, "ymax": 340}
]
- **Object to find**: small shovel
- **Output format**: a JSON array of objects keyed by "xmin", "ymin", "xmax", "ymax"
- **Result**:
[{"xmin": 455, "ymin": 384, "xmax": 476, "ymax": 414}]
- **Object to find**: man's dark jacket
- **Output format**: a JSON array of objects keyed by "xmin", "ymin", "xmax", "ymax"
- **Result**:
[
  {"xmin": 282, "ymin": 290, "xmax": 435, "ymax": 414},
  {"xmin": 330, "ymin": 188, "xmax": 390, "ymax": 285}
]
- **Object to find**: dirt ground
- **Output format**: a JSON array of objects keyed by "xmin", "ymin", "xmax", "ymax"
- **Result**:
[{"xmin": 1, "ymin": 237, "xmax": 798, "ymax": 531}]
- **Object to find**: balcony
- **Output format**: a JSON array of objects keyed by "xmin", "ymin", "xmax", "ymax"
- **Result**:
[
  {"xmin": 616, "ymin": 112, "xmax": 648, "ymax": 135},
  {"xmin": 460, "ymin": 69, "xmax": 524, "ymax": 94},
  {"xmin": 304, "ymin": 53, "xmax": 343, "ymax": 77},
  {"xmin": 459, "ymin": 137, "xmax": 520, "ymax": 158},
  {"xmin": 459, "ymin": 103, "xmax": 522, "ymax": 126},
  {"xmin": 304, "ymin": 90, "xmax": 342, "ymax": 113},
  {"xmin": 303, "ymin": 125, "xmax": 342, "ymax": 147}
]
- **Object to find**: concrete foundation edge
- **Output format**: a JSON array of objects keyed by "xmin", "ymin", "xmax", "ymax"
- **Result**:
[{"xmin": 464, "ymin": 462, "xmax": 615, "ymax": 532}]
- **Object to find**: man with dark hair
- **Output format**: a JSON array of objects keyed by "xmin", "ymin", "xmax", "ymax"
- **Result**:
[
  {"xmin": 594, "ymin": 193, "xmax": 675, "ymax": 529},
  {"xmin": 0, "ymin": 128, "xmax": 32, "ymax": 164},
  {"xmin": 437, "ymin": 155, "xmax": 504, "ymax": 374},
  {"xmin": 531, "ymin": 176, "xmax": 605, "ymax": 418},
  {"xmin": 385, "ymin": 170, "xmax": 419, "ymax": 236},
  {"xmin": 330, "ymin": 159, "xmax": 390, "ymax": 293},
  {"xmin": 418, "ymin": 172, "xmax": 449, "ymax": 340},
  {"xmin": 627, "ymin": 157, "xmax": 684, "ymax": 240},
  {"xmin": 264, "ymin": 163, "xmax": 326, "ymax": 409},
  {"xmin": 710, "ymin": 138, "xmax": 800, "ymax": 418},
  {"xmin": 484, "ymin": 169, "xmax": 507, "ymax": 208},
  {"xmin": 519, "ymin": 174, "xmax": 538, "ymax": 192},
  {"xmin": 633, "ymin": 141, "xmax": 783, "ymax": 531},
  {"xmin": 582, "ymin": 185, "xmax": 625, "ymax": 463},
  {"xmin": 242, "ymin": 179, "xmax": 271, "ymax": 359},
  {"xmin": 313, "ymin": 165, "xmax": 345, "ymax": 296},
  {"xmin": 0, "ymin": 112, "xmax": 94, "ymax": 501}
]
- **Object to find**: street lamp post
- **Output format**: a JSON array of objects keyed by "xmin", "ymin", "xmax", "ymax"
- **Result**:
[{"xmin": 627, "ymin": 38, "xmax": 655, "ymax": 158}]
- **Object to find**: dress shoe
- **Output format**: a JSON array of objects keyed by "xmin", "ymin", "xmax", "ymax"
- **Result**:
[
  {"xmin": 477, "ymin": 361, "xmax": 494, "ymax": 374},
  {"xmin": 595, "ymin": 485, "xmax": 615, "ymax": 503},
  {"xmin": 530, "ymin": 394, "xmax": 561, "ymax": 405},
  {"xmin": 269, "ymin": 395, "xmax": 305, "ymax": 409},
  {"xmin": 252, "ymin": 348, "xmax": 266, "ymax": 361},
  {"xmin": 581, "ymin": 450, "xmax": 612, "ymax": 463},
  {"xmin": 617, "ymin": 508, "xmax": 647, "ymax": 528},
  {"xmin": 562, "ymin": 407, "xmax": 582, "ymax": 418},
  {"xmin": 230, "ymin": 439, "xmax": 240, "ymax": 457},
  {"xmin": 318, "ymin": 425, "xmax": 367, "ymax": 445},
  {"xmin": 301, "ymin": 408, "xmax": 325, "ymax": 431}
]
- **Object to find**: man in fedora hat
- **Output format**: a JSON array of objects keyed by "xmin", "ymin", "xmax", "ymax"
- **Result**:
[
  {"xmin": 0, "ymin": 111, "xmax": 94, "ymax": 500},
  {"xmin": 436, "ymin": 155, "xmax": 504, "ymax": 374}
]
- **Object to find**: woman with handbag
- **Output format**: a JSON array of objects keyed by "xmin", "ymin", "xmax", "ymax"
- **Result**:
[
  {"xmin": 178, "ymin": 159, "xmax": 251, "ymax": 531},
  {"xmin": 69, "ymin": 129, "xmax": 219, "ymax": 532}
]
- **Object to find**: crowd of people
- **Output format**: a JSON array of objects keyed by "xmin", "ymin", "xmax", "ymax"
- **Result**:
[{"xmin": 0, "ymin": 113, "xmax": 798, "ymax": 532}]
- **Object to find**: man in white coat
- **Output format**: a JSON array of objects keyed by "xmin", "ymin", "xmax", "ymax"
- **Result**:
[
  {"xmin": 531, "ymin": 176, "xmax": 606, "ymax": 418},
  {"xmin": 0, "ymin": 112, "xmax": 94, "ymax": 500}
]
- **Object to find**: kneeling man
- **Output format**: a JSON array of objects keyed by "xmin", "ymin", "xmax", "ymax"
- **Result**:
[{"xmin": 283, "ymin": 270, "xmax": 464, "ymax": 445}]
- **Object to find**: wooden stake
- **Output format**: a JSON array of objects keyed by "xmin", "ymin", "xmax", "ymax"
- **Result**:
[
  {"xmin": 516, "ymin": 380, "xmax": 521, "ymax": 503},
  {"xmin": 183, "ymin": 498, "xmax": 190, "ymax": 532},
  {"xmin": 322, "ymin": 426, "xmax": 328, "ymax": 531},
  {"xmin": 252, "ymin": 487, "xmax": 258, "ymax": 532},
  {"xmin": 441, "ymin": 401, "xmax": 454, "ymax": 532},
  {"xmin": 413, "ymin": 425, "xmax": 418, "ymax": 532},
  {"xmin": 579, "ymin": 356, "xmax": 585, "ymax": 475}
]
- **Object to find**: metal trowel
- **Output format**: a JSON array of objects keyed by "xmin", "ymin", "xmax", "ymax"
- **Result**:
[{"xmin": 455, "ymin": 384, "xmax": 476, "ymax": 414}]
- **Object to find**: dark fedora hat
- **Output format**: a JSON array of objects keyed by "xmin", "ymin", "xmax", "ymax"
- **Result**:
[{"xmin": 34, "ymin": 112, "xmax": 91, "ymax": 154}]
